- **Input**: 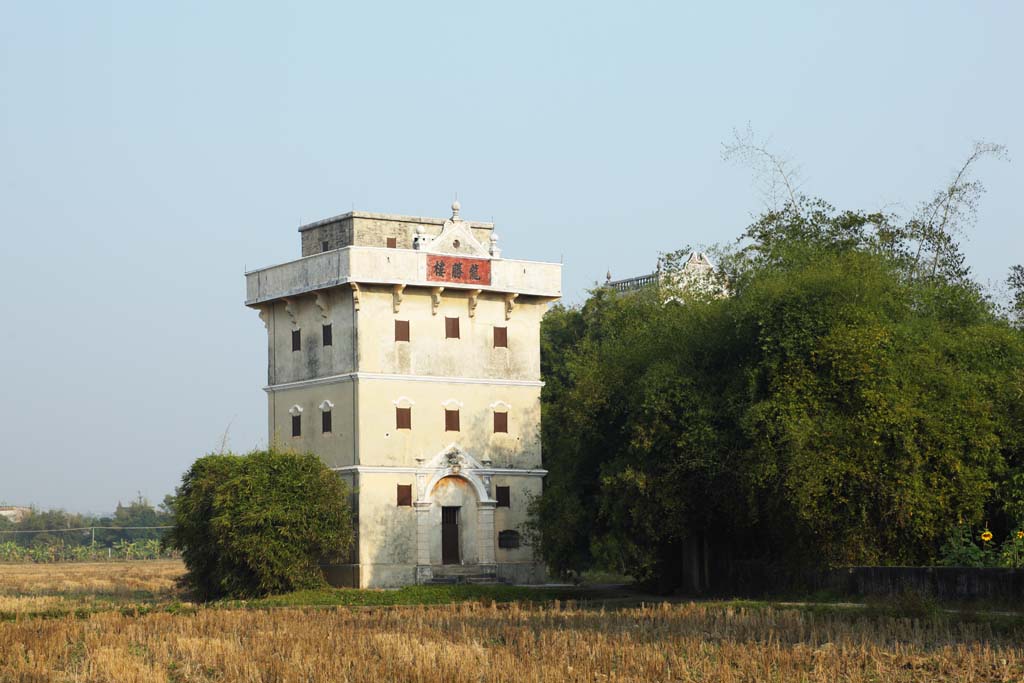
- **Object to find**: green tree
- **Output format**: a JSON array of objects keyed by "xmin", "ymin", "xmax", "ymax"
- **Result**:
[
  {"xmin": 535, "ymin": 199, "xmax": 1024, "ymax": 586},
  {"xmin": 167, "ymin": 450, "xmax": 353, "ymax": 600}
]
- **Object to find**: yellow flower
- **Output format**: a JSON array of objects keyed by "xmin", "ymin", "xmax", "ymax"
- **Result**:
[
  {"xmin": 1017, "ymin": 530, "xmax": 1024, "ymax": 540},
  {"xmin": 981, "ymin": 530, "xmax": 994, "ymax": 542}
]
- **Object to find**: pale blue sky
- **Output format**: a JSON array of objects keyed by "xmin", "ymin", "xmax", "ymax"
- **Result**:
[{"xmin": 1, "ymin": 2, "xmax": 1021, "ymax": 512}]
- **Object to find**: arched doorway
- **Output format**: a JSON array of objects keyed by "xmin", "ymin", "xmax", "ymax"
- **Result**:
[{"xmin": 428, "ymin": 476, "xmax": 480, "ymax": 566}]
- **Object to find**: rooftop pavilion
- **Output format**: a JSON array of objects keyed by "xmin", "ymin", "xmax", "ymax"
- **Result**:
[{"xmin": 245, "ymin": 203, "xmax": 562, "ymax": 307}]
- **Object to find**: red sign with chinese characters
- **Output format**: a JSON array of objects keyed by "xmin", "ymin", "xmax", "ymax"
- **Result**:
[{"xmin": 426, "ymin": 255, "xmax": 492, "ymax": 286}]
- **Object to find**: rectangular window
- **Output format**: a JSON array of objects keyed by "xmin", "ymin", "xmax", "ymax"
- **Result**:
[
  {"xmin": 292, "ymin": 329, "xmax": 301, "ymax": 352},
  {"xmin": 397, "ymin": 484, "xmax": 412, "ymax": 506},
  {"xmin": 396, "ymin": 407, "xmax": 412, "ymax": 430},
  {"xmin": 494, "ymin": 412, "xmax": 508, "ymax": 433},
  {"xmin": 498, "ymin": 530, "xmax": 520, "ymax": 549},
  {"xmin": 322, "ymin": 241, "xmax": 330, "ymax": 253},
  {"xmin": 496, "ymin": 486, "xmax": 510, "ymax": 508},
  {"xmin": 493, "ymin": 326, "xmax": 508, "ymax": 348},
  {"xmin": 386, "ymin": 237, "xmax": 397, "ymax": 249},
  {"xmin": 291, "ymin": 414, "xmax": 301, "ymax": 437},
  {"xmin": 322, "ymin": 324, "xmax": 333, "ymax": 347},
  {"xmin": 322, "ymin": 411, "xmax": 332, "ymax": 434},
  {"xmin": 445, "ymin": 409, "xmax": 460, "ymax": 432},
  {"xmin": 445, "ymin": 317, "xmax": 460, "ymax": 339},
  {"xmin": 395, "ymin": 320, "xmax": 410, "ymax": 342}
]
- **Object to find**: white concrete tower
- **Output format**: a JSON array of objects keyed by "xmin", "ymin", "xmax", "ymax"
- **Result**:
[{"xmin": 245, "ymin": 202, "xmax": 561, "ymax": 587}]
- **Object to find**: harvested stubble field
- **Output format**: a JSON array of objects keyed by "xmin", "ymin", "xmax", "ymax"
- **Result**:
[{"xmin": 1, "ymin": 562, "xmax": 1023, "ymax": 682}]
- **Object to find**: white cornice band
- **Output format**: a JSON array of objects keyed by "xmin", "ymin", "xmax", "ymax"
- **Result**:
[
  {"xmin": 332, "ymin": 465, "xmax": 547, "ymax": 477},
  {"xmin": 265, "ymin": 372, "xmax": 544, "ymax": 393}
]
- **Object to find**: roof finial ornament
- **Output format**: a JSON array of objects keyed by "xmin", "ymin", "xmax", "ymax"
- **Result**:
[
  {"xmin": 451, "ymin": 197, "xmax": 461, "ymax": 220},
  {"xmin": 606, "ymin": 269, "xmax": 612, "ymax": 283}
]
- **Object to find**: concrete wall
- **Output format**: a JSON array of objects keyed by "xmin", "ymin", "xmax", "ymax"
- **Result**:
[
  {"xmin": 355, "ymin": 470, "xmax": 419, "ymax": 587},
  {"xmin": 355, "ymin": 379, "xmax": 541, "ymax": 469},
  {"xmin": 492, "ymin": 474, "xmax": 541, "ymax": 565},
  {"xmin": 265, "ymin": 288, "xmax": 356, "ymax": 386},
  {"xmin": 357, "ymin": 287, "xmax": 543, "ymax": 381},
  {"xmin": 246, "ymin": 248, "xmax": 562, "ymax": 306},
  {"xmin": 269, "ymin": 381, "xmax": 357, "ymax": 468},
  {"xmin": 347, "ymin": 469, "xmax": 542, "ymax": 588},
  {"xmin": 299, "ymin": 212, "xmax": 495, "ymax": 257}
]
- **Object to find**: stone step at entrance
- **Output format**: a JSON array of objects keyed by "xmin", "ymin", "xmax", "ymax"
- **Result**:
[{"xmin": 425, "ymin": 564, "xmax": 506, "ymax": 585}]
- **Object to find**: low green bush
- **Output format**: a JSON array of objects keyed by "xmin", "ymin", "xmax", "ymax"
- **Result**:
[{"xmin": 167, "ymin": 450, "xmax": 353, "ymax": 601}]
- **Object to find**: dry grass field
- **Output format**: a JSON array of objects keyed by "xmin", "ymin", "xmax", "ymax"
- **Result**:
[{"xmin": 1, "ymin": 562, "xmax": 1023, "ymax": 682}]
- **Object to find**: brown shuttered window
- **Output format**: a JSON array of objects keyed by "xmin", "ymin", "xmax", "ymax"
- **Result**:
[
  {"xmin": 322, "ymin": 324, "xmax": 333, "ymax": 347},
  {"xmin": 291, "ymin": 414, "xmax": 301, "ymax": 437},
  {"xmin": 397, "ymin": 484, "xmax": 412, "ymax": 506},
  {"xmin": 445, "ymin": 409, "xmax": 460, "ymax": 432},
  {"xmin": 494, "ymin": 412, "xmax": 508, "ymax": 433},
  {"xmin": 396, "ymin": 407, "xmax": 412, "ymax": 430},
  {"xmin": 445, "ymin": 317, "xmax": 460, "ymax": 339},
  {"xmin": 395, "ymin": 320, "xmax": 410, "ymax": 342},
  {"xmin": 496, "ymin": 486, "xmax": 511, "ymax": 508},
  {"xmin": 292, "ymin": 329, "xmax": 301, "ymax": 352},
  {"xmin": 322, "ymin": 411, "xmax": 332, "ymax": 434},
  {"xmin": 386, "ymin": 237, "xmax": 397, "ymax": 249},
  {"xmin": 493, "ymin": 326, "xmax": 508, "ymax": 348}
]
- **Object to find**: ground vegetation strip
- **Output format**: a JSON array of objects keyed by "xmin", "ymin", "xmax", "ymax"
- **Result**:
[
  {"xmin": 0, "ymin": 563, "xmax": 1022, "ymax": 682},
  {"xmin": 2, "ymin": 601, "xmax": 1023, "ymax": 682}
]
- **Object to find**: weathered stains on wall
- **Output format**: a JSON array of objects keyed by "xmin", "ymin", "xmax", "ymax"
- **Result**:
[
  {"xmin": 356, "ymin": 379, "xmax": 542, "ymax": 469},
  {"xmin": 299, "ymin": 214, "xmax": 494, "ymax": 257},
  {"xmin": 301, "ymin": 218, "xmax": 355, "ymax": 256},
  {"xmin": 269, "ymin": 381, "xmax": 357, "ymax": 468},
  {"xmin": 267, "ymin": 289, "xmax": 355, "ymax": 385},
  {"xmin": 492, "ymin": 475, "xmax": 542, "ymax": 564},
  {"xmin": 358, "ymin": 287, "xmax": 543, "ymax": 381}
]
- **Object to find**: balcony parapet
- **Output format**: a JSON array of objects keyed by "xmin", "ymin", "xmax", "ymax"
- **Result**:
[{"xmin": 245, "ymin": 246, "xmax": 561, "ymax": 306}]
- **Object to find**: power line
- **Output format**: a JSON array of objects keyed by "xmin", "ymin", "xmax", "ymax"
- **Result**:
[{"xmin": 0, "ymin": 526, "xmax": 172, "ymax": 535}]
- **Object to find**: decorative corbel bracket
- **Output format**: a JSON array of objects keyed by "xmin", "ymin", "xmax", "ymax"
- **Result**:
[
  {"xmin": 431, "ymin": 287, "xmax": 445, "ymax": 315},
  {"xmin": 392, "ymin": 284, "xmax": 406, "ymax": 314},
  {"xmin": 504, "ymin": 292, "xmax": 519, "ymax": 320},
  {"xmin": 283, "ymin": 298, "xmax": 300, "ymax": 328},
  {"xmin": 315, "ymin": 291, "xmax": 331, "ymax": 320},
  {"xmin": 349, "ymin": 283, "xmax": 361, "ymax": 311},
  {"xmin": 257, "ymin": 306, "xmax": 270, "ymax": 330},
  {"xmin": 467, "ymin": 289, "xmax": 482, "ymax": 318}
]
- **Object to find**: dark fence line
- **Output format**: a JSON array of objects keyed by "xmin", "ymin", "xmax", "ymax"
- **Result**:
[
  {"xmin": 698, "ymin": 561, "xmax": 1024, "ymax": 602},
  {"xmin": 819, "ymin": 566, "xmax": 1024, "ymax": 602}
]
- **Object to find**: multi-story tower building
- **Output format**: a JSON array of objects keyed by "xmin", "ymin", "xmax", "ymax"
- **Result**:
[{"xmin": 245, "ymin": 202, "xmax": 561, "ymax": 587}]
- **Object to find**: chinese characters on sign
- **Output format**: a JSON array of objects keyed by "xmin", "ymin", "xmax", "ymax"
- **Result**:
[{"xmin": 426, "ymin": 255, "xmax": 492, "ymax": 286}]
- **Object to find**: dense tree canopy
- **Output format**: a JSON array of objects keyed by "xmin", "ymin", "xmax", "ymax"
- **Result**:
[
  {"xmin": 535, "ymin": 197, "xmax": 1024, "ymax": 588},
  {"xmin": 167, "ymin": 450, "xmax": 353, "ymax": 600}
]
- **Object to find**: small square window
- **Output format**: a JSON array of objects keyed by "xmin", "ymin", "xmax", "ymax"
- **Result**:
[
  {"xmin": 397, "ymin": 484, "xmax": 412, "ymax": 506},
  {"xmin": 322, "ymin": 324, "xmax": 333, "ymax": 347},
  {"xmin": 494, "ymin": 412, "xmax": 508, "ymax": 433},
  {"xmin": 445, "ymin": 317, "xmax": 460, "ymax": 339},
  {"xmin": 496, "ymin": 486, "xmax": 510, "ymax": 508},
  {"xmin": 395, "ymin": 320, "xmax": 410, "ymax": 342},
  {"xmin": 291, "ymin": 414, "xmax": 301, "ymax": 437},
  {"xmin": 396, "ymin": 407, "xmax": 412, "ymax": 430},
  {"xmin": 386, "ymin": 237, "xmax": 397, "ymax": 249},
  {"xmin": 322, "ymin": 411, "xmax": 332, "ymax": 434},
  {"xmin": 445, "ymin": 409, "xmax": 460, "ymax": 432},
  {"xmin": 292, "ymin": 329, "xmax": 301, "ymax": 352},
  {"xmin": 493, "ymin": 326, "xmax": 508, "ymax": 348},
  {"xmin": 322, "ymin": 241, "xmax": 330, "ymax": 253}
]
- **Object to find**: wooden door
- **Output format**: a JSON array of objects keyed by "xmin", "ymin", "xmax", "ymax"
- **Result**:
[{"xmin": 441, "ymin": 506, "xmax": 460, "ymax": 565}]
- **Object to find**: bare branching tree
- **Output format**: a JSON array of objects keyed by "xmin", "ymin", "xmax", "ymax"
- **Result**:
[
  {"xmin": 909, "ymin": 141, "xmax": 1009, "ymax": 279},
  {"xmin": 722, "ymin": 124, "xmax": 804, "ymax": 214}
]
